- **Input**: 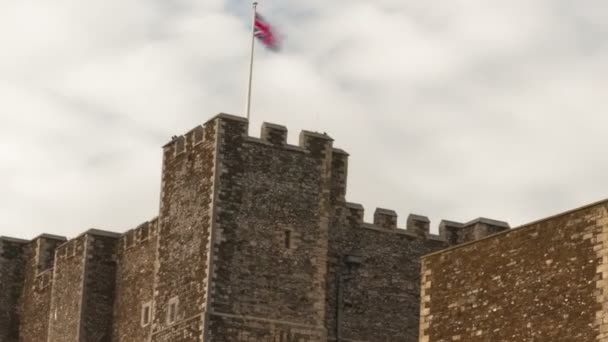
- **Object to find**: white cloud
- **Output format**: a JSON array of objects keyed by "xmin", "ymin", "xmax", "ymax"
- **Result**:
[{"xmin": 2, "ymin": 0, "xmax": 608, "ymax": 238}]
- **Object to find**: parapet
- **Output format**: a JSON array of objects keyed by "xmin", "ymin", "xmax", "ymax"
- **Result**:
[
  {"xmin": 55, "ymin": 229, "xmax": 120, "ymax": 260},
  {"xmin": 342, "ymin": 202, "xmax": 442, "ymax": 241},
  {"xmin": 161, "ymin": 114, "xmax": 340, "ymax": 166},
  {"xmin": 439, "ymin": 217, "xmax": 510, "ymax": 246},
  {"xmin": 119, "ymin": 218, "xmax": 159, "ymax": 251},
  {"xmin": 407, "ymin": 214, "xmax": 430, "ymax": 237},
  {"xmin": 438, "ymin": 220, "xmax": 463, "ymax": 245},
  {"xmin": 345, "ymin": 202, "xmax": 364, "ymax": 224},
  {"xmin": 340, "ymin": 201, "xmax": 508, "ymax": 246},
  {"xmin": 261, "ymin": 122, "xmax": 287, "ymax": 146},
  {"xmin": 374, "ymin": 208, "xmax": 397, "ymax": 229},
  {"xmin": 31, "ymin": 233, "xmax": 66, "ymax": 242}
]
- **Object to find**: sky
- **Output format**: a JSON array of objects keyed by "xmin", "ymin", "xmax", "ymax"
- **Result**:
[{"xmin": 2, "ymin": 0, "xmax": 608, "ymax": 239}]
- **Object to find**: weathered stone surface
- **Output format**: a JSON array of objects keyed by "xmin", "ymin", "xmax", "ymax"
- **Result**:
[
  {"xmin": 81, "ymin": 232, "xmax": 119, "ymax": 341},
  {"xmin": 151, "ymin": 118, "xmax": 218, "ymax": 341},
  {"xmin": 47, "ymin": 230, "xmax": 119, "ymax": 342},
  {"xmin": 0, "ymin": 114, "xmax": 516, "ymax": 342},
  {"xmin": 207, "ymin": 118, "xmax": 333, "ymax": 340},
  {"xmin": 19, "ymin": 235, "xmax": 66, "ymax": 342},
  {"xmin": 0, "ymin": 237, "xmax": 26, "ymax": 342},
  {"xmin": 47, "ymin": 235, "xmax": 87, "ymax": 341},
  {"xmin": 421, "ymin": 201, "xmax": 608, "ymax": 342},
  {"xmin": 327, "ymin": 204, "xmax": 446, "ymax": 341},
  {"xmin": 112, "ymin": 219, "xmax": 158, "ymax": 342}
]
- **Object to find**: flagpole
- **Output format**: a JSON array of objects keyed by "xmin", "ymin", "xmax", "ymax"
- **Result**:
[{"xmin": 246, "ymin": 2, "xmax": 258, "ymax": 121}]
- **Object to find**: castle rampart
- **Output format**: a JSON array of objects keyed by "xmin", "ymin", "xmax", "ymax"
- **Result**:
[
  {"xmin": 0, "ymin": 113, "xmax": 512, "ymax": 342},
  {"xmin": 420, "ymin": 200, "xmax": 606, "ymax": 341}
]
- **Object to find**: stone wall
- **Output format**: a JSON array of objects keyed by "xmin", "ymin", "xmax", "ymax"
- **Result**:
[
  {"xmin": 420, "ymin": 201, "xmax": 608, "ymax": 341},
  {"xmin": 19, "ymin": 235, "xmax": 66, "ymax": 342},
  {"xmin": 47, "ymin": 235, "xmax": 87, "ymax": 341},
  {"xmin": 151, "ymin": 120, "xmax": 217, "ymax": 342},
  {"xmin": 112, "ymin": 219, "xmax": 159, "ymax": 342},
  {"xmin": 47, "ymin": 230, "xmax": 119, "ymax": 342},
  {"xmin": 0, "ymin": 237, "xmax": 27, "ymax": 342},
  {"xmin": 206, "ymin": 118, "xmax": 333, "ymax": 341},
  {"xmin": 81, "ymin": 232, "xmax": 119, "ymax": 342},
  {"xmin": 327, "ymin": 206, "xmax": 446, "ymax": 341}
]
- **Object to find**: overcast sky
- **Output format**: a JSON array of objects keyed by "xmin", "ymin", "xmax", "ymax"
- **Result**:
[{"xmin": 2, "ymin": 0, "xmax": 608, "ymax": 239}]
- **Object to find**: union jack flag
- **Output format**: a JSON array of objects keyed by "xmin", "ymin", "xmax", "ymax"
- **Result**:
[{"xmin": 254, "ymin": 13, "xmax": 280, "ymax": 51}]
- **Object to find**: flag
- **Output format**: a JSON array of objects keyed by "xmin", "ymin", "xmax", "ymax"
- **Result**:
[{"xmin": 254, "ymin": 13, "xmax": 280, "ymax": 51}]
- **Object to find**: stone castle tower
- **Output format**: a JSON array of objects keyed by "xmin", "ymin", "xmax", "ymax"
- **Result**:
[{"xmin": 0, "ymin": 113, "xmax": 509, "ymax": 342}]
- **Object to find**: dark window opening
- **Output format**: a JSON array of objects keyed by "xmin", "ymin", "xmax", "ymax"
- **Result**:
[
  {"xmin": 168, "ymin": 303, "xmax": 176, "ymax": 323},
  {"xmin": 285, "ymin": 230, "xmax": 292, "ymax": 249},
  {"xmin": 167, "ymin": 297, "xmax": 179, "ymax": 324},
  {"xmin": 141, "ymin": 303, "xmax": 151, "ymax": 327}
]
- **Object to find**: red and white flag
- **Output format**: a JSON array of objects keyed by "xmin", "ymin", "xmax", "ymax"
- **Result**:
[{"xmin": 254, "ymin": 13, "xmax": 280, "ymax": 51}]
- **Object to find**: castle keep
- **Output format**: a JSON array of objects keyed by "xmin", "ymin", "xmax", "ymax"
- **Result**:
[{"xmin": 0, "ymin": 113, "xmax": 510, "ymax": 342}]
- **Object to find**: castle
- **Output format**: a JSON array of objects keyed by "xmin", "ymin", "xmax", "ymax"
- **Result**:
[{"xmin": 1, "ymin": 113, "xmax": 515, "ymax": 342}]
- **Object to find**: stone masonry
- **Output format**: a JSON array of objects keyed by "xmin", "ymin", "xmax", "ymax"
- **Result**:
[
  {"xmin": 420, "ymin": 200, "xmax": 608, "ymax": 341},
  {"xmin": 1, "ymin": 113, "xmax": 510, "ymax": 342}
]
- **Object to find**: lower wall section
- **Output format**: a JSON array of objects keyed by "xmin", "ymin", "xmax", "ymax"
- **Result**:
[
  {"xmin": 207, "ymin": 312, "xmax": 326, "ymax": 342},
  {"xmin": 151, "ymin": 315, "xmax": 203, "ymax": 342}
]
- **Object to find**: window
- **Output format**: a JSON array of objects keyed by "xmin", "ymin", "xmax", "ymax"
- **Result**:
[
  {"xmin": 167, "ymin": 297, "xmax": 179, "ymax": 324},
  {"xmin": 284, "ymin": 230, "xmax": 292, "ymax": 249},
  {"xmin": 141, "ymin": 302, "xmax": 151, "ymax": 327}
]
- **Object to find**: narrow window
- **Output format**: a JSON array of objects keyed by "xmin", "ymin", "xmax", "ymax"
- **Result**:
[
  {"xmin": 141, "ymin": 302, "xmax": 151, "ymax": 327},
  {"xmin": 167, "ymin": 296, "xmax": 179, "ymax": 324},
  {"xmin": 284, "ymin": 230, "xmax": 292, "ymax": 249},
  {"xmin": 168, "ymin": 303, "xmax": 176, "ymax": 323}
]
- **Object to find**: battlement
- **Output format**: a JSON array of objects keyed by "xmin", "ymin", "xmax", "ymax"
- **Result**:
[
  {"xmin": 55, "ymin": 229, "xmax": 120, "ymax": 260},
  {"xmin": 161, "ymin": 114, "xmax": 340, "ymax": 164},
  {"xmin": 342, "ymin": 202, "xmax": 442, "ymax": 240},
  {"xmin": 55, "ymin": 235, "xmax": 86, "ymax": 259},
  {"xmin": 119, "ymin": 217, "xmax": 159, "ymax": 251},
  {"xmin": 29, "ymin": 234, "xmax": 66, "ymax": 274},
  {"xmin": 342, "ymin": 202, "xmax": 510, "ymax": 244}
]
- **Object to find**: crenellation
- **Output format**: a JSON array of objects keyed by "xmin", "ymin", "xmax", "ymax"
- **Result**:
[
  {"xmin": 374, "ymin": 207, "xmax": 398, "ymax": 229},
  {"xmin": 261, "ymin": 122, "xmax": 288, "ymax": 146},
  {"xmin": 187, "ymin": 125, "xmax": 205, "ymax": 146},
  {"xmin": 55, "ymin": 235, "xmax": 86, "ymax": 260},
  {"xmin": 175, "ymin": 135, "xmax": 186, "ymax": 155},
  {"xmin": 345, "ymin": 202, "xmax": 364, "ymax": 224},
  {"xmin": 330, "ymin": 148, "xmax": 349, "ymax": 205},
  {"xmin": 120, "ymin": 219, "xmax": 159, "ymax": 251},
  {"xmin": 407, "ymin": 214, "xmax": 430, "ymax": 237},
  {"xmin": 438, "ymin": 220, "xmax": 464, "ymax": 246},
  {"xmin": 298, "ymin": 130, "xmax": 333, "ymax": 157}
]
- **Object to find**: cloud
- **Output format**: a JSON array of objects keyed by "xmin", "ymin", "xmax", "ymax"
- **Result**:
[{"xmin": 2, "ymin": 0, "xmax": 608, "ymax": 239}]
